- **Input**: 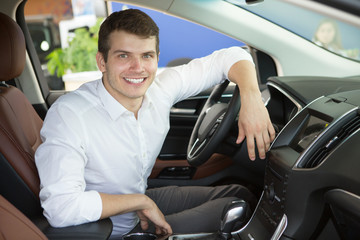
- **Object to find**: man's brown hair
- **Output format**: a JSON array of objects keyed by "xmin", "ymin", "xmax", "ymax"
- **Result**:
[{"xmin": 98, "ymin": 9, "xmax": 160, "ymax": 62}]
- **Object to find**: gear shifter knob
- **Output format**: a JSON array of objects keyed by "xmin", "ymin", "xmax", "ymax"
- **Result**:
[{"xmin": 220, "ymin": 200, "xmax": 249, "ymax": 238}]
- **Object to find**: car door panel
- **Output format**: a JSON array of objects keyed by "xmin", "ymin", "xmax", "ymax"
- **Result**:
[{"xmin": 150, "ymin": 153, "xmax": 233, "ymax": 180}]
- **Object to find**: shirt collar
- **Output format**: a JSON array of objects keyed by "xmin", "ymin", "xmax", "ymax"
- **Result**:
[
  {"xmin": 96, "ymin": 79, "xmax": 154, "ymax": 120},
  {"xmin": 97, "ymin": 79, "xmax": 127, "ymax": 120}
]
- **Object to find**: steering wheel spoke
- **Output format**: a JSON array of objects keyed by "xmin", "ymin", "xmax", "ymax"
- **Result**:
[{"xmin": 188, "ymin": 138, "xmax": 208, "ymax": 159}]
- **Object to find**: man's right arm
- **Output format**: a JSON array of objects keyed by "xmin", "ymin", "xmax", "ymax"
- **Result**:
[{"xmin": 35, "ymin": 101, "xmax": 103, "ymax": 227}]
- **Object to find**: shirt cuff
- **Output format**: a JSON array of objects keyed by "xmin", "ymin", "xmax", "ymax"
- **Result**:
[{"xmin": 80, "ymin": 190, "xmax": 103, "ymax": 222}]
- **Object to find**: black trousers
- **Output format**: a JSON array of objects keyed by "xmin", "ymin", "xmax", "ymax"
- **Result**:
[{"xmin": 131, "ymin": 184, "xmax": 256, "ymax": 234}]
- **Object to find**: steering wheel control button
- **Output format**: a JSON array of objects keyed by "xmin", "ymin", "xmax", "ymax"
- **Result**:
[
  {"xmin": 198, "ymin": 103, "xmax": 227, "ymax": 142},
  {"xmin": 208, "ymin": 123, "xmax": 219, "ymax": 137}
]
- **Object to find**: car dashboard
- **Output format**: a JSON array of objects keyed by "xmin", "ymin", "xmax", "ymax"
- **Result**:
[
  {"xmin": 237, "ymin": 76, "xmax": 360, "ymax": 239},
  {"xmin": 167, "ymin": 75, "xmax": 360, "ymax": 240},
  {"xmin": 266, "ymin": 76, "xmax": 360, "ymax": 132}
]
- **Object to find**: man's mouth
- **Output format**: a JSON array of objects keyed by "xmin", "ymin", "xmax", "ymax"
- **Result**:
[{"xmin": 124, "ymin": 77, "xmax": 146, "ymax": 84}]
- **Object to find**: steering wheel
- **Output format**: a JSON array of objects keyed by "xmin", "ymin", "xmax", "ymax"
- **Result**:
[{"xmin": 187, "ymin": 80, "xmax": 241, "ymax": 167}]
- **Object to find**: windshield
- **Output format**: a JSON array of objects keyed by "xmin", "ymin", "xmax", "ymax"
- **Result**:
[{"xmin": 226, "ymin": 0, "xmax": 360, "ymax": 62}]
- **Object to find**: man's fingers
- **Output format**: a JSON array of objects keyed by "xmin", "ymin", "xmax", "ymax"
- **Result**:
[
  {"xmin": 246, "ymin": 136, "xmax": 256, "ymax": 161},
  {"xmin": 263, "ymin": 130, "xmax": 271, "ymax": 152},
  {"xmin": 238, "ymin": 114, "xmax": 275, "ymax": 160},
  {"xmin": 155, "ymin": 226, "xmax": 166, "ymax": 235},
  {"xmin": 247, "ymin": 127, "xmax": 275, "ymax": 160},
  {"xmin": 236, "ymin": 125, "xmax": 245, "ymax": 144},
  {"xmin": 136, "ymin": 198, "xmax": 172, "ymax": 237},
  {"xmin": 155, "ymin": 223, "xmax": 172, "ymax": 236},
  {"xmin": 156, "ymin": 231, "xmax": 172, "ymax": 240},
  {"xmin": 140, "ymin": 219, "xmax": 149, "ymax": 230},
  {"xmin": 256, "ymin": 134, "xmax": 266, "ymax": 159},
  {"xmin": 155, "ymin": 227, "xmax": 162, "ymax": 235},
  {"xmin": 268, "ymin": 123, "xmax": 276, "ymax": 142}
]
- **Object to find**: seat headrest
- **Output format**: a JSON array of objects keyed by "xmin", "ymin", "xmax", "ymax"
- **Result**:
[{"xmin": 0, "ymin": 12, "xmax": 26, "ymax": 82}]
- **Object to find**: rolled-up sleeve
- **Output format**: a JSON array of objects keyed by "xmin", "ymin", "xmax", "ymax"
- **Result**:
[
  {"xmin": 35, "ymin": 100, "xmax": 102, "ymax": 227},
  {"xmin": 157, "ymin": 46, "xmax": 254, "ymax": 104}
]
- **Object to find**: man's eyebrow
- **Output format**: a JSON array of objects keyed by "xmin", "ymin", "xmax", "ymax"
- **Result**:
[
  {"xmin": 111, "ymin": 50, "xmax": 157, "ymax": 55},
  {"xmin": 112, "ymin": 50, "xmax": 129, "ymax": 54},
  {"xmin": 145, "ymin": 50, "xmax": 156, "ymax": 53},
  {"xmin": 143, "ymin": 50, "xmax": 157, "ymax": 55}
]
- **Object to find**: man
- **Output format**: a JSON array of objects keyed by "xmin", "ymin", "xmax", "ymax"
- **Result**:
[{"xmin": 35, "ymin": 9, "xmax": 275, "ymax": 238}]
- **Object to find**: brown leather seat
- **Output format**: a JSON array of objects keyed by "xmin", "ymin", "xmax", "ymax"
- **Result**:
[
  {"xmin": 0, "ymin": 195, "xmax": 48, "ymax": 240},
  {"xmin": 0, "ymin": 12, "xmax": 113, "ymax": 239},
  {"xmin": 0, "ymin": 11, "xmax": 44, "ymax": 218}
]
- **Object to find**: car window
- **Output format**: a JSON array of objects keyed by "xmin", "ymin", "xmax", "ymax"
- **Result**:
[
  {"xmin": 226, "ymin": 0, "xmax": 360, "ymax": 62},
  {"xmin": 26, "ymin": 17, "xmax": 60, "ymax": 64},
  {"xmin": 24, "ymin": 0, "xmax": 106, "ymax": 91},
  {"xmin": 25, "ymin": 0, "xmax": 245, "ymax": 92},
  {"xmin": 110, "ymin": 3, "xmax": 245, "ymax": 68}
]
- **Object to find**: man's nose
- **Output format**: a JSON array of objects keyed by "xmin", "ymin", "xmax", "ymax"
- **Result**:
[{"xmin": 129, "ymin": 57, "xmax": 143, "ymax": 71}]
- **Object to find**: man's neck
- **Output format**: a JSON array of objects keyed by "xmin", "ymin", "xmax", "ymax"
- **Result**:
[
  {"xmin": 123, "ymin": 99, "xmax": 142, "ymax": 119},
  {"xmin": 102, "ymin": 78, "xmax": 143, "ymax": 119}
]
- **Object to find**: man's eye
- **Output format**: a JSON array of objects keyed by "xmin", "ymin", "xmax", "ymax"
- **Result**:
[
  {"xmin": 119, "ymin": 54, "xmax": 127, "ymax": 58},
  {"xmin": 143, "ymin": 54, "xmax": 153, "ymax": 59}
]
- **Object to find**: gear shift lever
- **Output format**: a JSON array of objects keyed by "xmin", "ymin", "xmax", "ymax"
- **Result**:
[
  {"xmin": 170, "ymin": 200, "xmax": 250, "ymax": 240},
  {"xmin": 219, "ymin": 200, "xmax": 250, "ymax": 239}
]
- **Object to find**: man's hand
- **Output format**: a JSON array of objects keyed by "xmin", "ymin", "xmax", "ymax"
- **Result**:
[
  {"xmin": 136, "ymin": 198, "xmax": 173, "ymax": 236},
  {"xmin": 236, "ymin": 90, "xmax": 275, "ymax": 160},
  {"xmin": 100, "ymin": 193, "xmax": 172, "ymax": 236},
  {"xmin": 228, "ymin": 60, "xmax": 275, "ymax": 161}
]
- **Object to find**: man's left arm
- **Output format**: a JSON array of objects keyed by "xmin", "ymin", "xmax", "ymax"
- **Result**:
[{"xmin": 228, "ymin": 60, "xmax": 276, "ymax": 160}]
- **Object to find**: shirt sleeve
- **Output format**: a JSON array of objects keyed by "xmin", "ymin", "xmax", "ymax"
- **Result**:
[
  {"xmin": 157, "ymin": 46, "xmax": 254, "ymax": 105},
  {"xmin": 35, "ymin": 98, "xmax": 102, "ymax": 228}
]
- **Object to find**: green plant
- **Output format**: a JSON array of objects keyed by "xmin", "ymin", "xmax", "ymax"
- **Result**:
[{"xmin": 46, "ymin": 17, "xmax": 103, "ymax": 77}]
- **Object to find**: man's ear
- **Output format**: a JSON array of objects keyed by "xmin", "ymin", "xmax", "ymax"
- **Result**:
[{"xmin": 96, "ymin": 52, "xmax": 106, "ymax": 72}]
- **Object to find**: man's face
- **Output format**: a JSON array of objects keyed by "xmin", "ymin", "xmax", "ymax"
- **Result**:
[{"xmin": 97, "ymin": 30, "xmax": 158, "ymax": 109}]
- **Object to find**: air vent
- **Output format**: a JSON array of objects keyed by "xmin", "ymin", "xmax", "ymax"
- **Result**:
[{"xmin": 302, "ymin": 115, "xmax": 360, "ymax": 168}]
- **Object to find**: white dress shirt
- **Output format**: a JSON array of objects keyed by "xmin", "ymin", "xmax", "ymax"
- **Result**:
[{"xmin": 35, "ymin": 47, "xmax": 253, "ymax": 237}]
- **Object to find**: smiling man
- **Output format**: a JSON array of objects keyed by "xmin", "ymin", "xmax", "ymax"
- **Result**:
[
  {"xmin": 97, "ymin": 30, "xmax": 158, "ymax": 117},
  {"xmin": 35, "ymin": 9, "xmax": 275, "ymax": 238}
]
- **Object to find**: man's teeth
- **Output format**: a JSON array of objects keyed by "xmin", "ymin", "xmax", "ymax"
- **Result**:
[{"xmin": 125, "ymin": 78, "xmax": 145, "ymax": 84}]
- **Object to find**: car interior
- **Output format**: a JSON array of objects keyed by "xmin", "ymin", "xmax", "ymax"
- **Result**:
[{"xmin": 1, "ymin": 0, "xmax": 360, "ymax": 240}]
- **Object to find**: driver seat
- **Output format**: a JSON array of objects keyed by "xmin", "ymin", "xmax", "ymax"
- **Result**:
[
  {"xmin": 0, "ymin": 11, "xmax": 112, "ymax": 239},
  {"xmin": 0, "ymin": 11, "xmax": 43, "ymax": 219},
  {"xmin": 0, "ymin": 195, "xmax": 47, "ymax": 240}
]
